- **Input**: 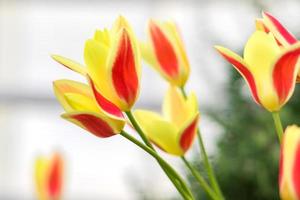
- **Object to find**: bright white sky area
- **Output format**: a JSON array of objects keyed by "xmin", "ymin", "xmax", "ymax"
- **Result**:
[{"xmin": 0, "ymin": 0, "xmax": 300, "ymax": 199}]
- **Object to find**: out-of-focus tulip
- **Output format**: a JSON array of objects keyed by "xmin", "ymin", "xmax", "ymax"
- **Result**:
[
  {"xmin": 215, "ymin": 30, "xmax": 300, "ymax": 112},
  {"xmin": 133, "ymin": 86, "xmax": 199, "ymax": 156},
  {"xmin": 279, "ymin": 125, "xmax": 300, "ymax": 200},
  {"xmin": 140, "ymin": 20, "xmax": 190, "ymax": 87},
  {"xmin": 52, "ymin": 16, "xmax": 141, "ymax": 137},
  {"xmin": 52, "ymin": 16, "xmax": 141, "ymax": 111},
  {"xmin": 35, "ymin": 153, "xmax": 63, "ymax": 200}
]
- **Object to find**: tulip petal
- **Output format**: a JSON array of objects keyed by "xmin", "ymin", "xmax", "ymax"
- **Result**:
[
  {"xmin": 35, "ymin": 157, "xmax": 48, "ymax": 200},
  {"xmin": 215, "ymin": 46, "xmax": 261, "ymax": 104},
  {"xmin": 293, "ymin": 143, "xmax": 300, "ymax": 199},
  {"xmin": 262, "ymin": 12, "xmax": 297, "ymax": 47},
  {"xmin": 53, "ymin": 79, "xmax": 94, "ymax": 112},
  {"xmin": 163, "ymin": 86, "xmax": 198, "ymax": 128},
  {"xmin": 62, "ymin": 111, "xmax": 124, "ymax": 138},
  {"xmin": 255, "ymin": 18, "xmax": 269, "ymax": 33},
  {"xmin": 48, "ymin": 153, "xmax": 63, "ymax": 198},
  {"xmin": 272, "ymin": 42, "xmax": 300, "ymax": 104},
  {"xmin": 134, "ymin": 110, "xmax": 183, "ymax": 156},
  {"xmin": 280, "ymin": 125, "xmax": 300, "ymax": 200},
  {"xmin": 108, "ymin": 28, "xmax": 139, "ymax": 109},
  {"xmin": 178, "ymin": 113, "xmax": 199, "ymax": 152},
  {"xmin": 94, "ymin": 28, "xmax": 110, "ymax": 47},
  {"xmin": 149, "ymin": 20, "xmax": 179, "ymax": 78},
  {"xmin": 51, "ymin": 55, "xmax": 87, "ymax": 76},
  {"xmin": 89, "ymin": 77, "xmax": 124, "ymax": 120},
  {"xmin": 84, "ymin": 39, "xmax": 123, "ymax": 107}
]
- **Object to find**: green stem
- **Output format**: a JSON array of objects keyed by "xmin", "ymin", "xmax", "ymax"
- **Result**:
[
  {"xmin": 125, "ymin": 111, "xmax": 154, "ymax": 149},
  {"xmin": 181, "ymin": 156, "xmax": 220, "ymax": 200},
  {"xmin": 125, "ymin": 111, "xmax": 194, "ymax": 199},
  {"xmin": 180, "ymin": 86, "xmax": 224, "ymax": 199},
  {"xmin": 197, "ymin": 129, "xmax": 224, "ymax": 199},
  {"xmin": 271, "ymin": 112, "xmax": 283, "ymax": 143},
  {"xmin": 121, "ymin": 130, "xmax": 193, "ymax": 200}
]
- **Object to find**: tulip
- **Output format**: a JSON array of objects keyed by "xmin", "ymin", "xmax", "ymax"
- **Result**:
[
  {"xmin": 52, "ymin": 16, "xmax": 141, "ymax": 111},
  {"xmin": 279, "ymin": 125, "xmax": 300, "ymax": 200},
  {"xmin": 35, "ymin": 153, "xmax": 63, "ymax": 200},
  {"xmin": 133, "ymin": 86, "xmax": 199, "ymax": 156},
  {"xmin": 140, "ymin": 20, "xmax": 190, "ymax": 87},
  {"xmin": 215, "ymin": 30, "xmax": 300, "ymax": 112},
  {"xmin": 52, "ymin": 16, "xmax": 141, "ymax": 137}
]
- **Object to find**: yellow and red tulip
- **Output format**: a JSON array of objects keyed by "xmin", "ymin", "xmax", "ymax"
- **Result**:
[
  {"xmin": 133, "ymin": 86, "xmax": 199, "ymax": 156},
  {"xmin": 279, "ymin": 125, "xmax": 300, "ymax": 200},
  {"xmin": 140, "ymin": 20, "xmax": 190, "ymax": 87},
  {"xmin": 52, "ymin": 16, "xmax": 141, "ymax": 137},
  {"xmin": 35, "ymin": 153, "xmax": 63, "ymax": 200},
  {"xmin": 215, "ymin": 29, "xmax": 300, "ymax": 112}
]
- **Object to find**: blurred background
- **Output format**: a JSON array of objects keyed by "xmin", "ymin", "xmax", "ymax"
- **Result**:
[{"xmin": 0, "ymin": 0, "xmax": 300, "ymax": 199}]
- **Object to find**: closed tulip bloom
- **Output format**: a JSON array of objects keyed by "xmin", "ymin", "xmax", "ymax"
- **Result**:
[
  {"xmin": 35, "ymin": 153, "xmax": 63, "ymax": 200},
  {"xmin": 215, "ymin": 30, "xmax": 300, "ymax": 112},
  {"xmin": 141, "ymin": 20, "xmax": 190, "ymax": 87},
  {"xmin": 279, "ymin": 125, "xmax": 300, "ymax": 200},
  {"xmin": 134, "ymin": 86, "xmax": 199, "ymax": 156}
]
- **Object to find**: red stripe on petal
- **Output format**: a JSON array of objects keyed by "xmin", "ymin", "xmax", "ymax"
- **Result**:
[
  {"xmin": 149, "ymin": 21, "xmax": 179, "ymax": 77},
  {"xmin": 293, "ymin": 143, "xmax": 300, "ymax": 198},
  {"xmin": 273, "ymin": 47, "xmax": 300, "ymax": 103},
  {"xmin": 216, "ymin": 50, "xmax": 261, "ymax": 105},
  {"xmin": 89, "ymin": 78, "xmax": 124, "ymax": 118},
  {"xmin": 264, "ymin": 12, "xmax": 297, "ymax": 45},
  {"xmin": 180, "ymin": 116, "xmax": 199, "ymax": 152},
  {"xmin": 112, "ymin": 30, "xmax": 138, "ymax": 107},
  {"xmin": 72, "ymin": 114, "xmax": 115, "ymax": 138},
  {"xmin": 48, "ymin": 154, "xmax": 63, "ymax": 198}
]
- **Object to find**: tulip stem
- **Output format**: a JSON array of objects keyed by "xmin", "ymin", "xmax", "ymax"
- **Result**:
[
  {"xmin": 125, "ymin": 111, "xmax": 194, "ymax": 199},
  {"xmin": 181, "ymin": 156, "xmax": 220, "ymax": 200},
  {"xmin": 272, "ymin": 112, "xmax": 283, "ymax": 143},
  {"xmin": 125, "ymin": 111, "xmax": 154, "ymax": 149},
  {"xmin": 197, "ymin": 129, "xmax": 224, "ymax": 199},
  {"xmin": 180, "ymin": 87, "xmax": 224, "ymax": 199},
  {"xmin": 120, "ymin": 130, "xmax": 194, "ymax": 200}
]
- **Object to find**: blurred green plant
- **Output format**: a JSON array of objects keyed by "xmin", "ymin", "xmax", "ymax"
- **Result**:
[{"xmin": 187, "ymin": 65, "xmax": 300, "ymax": 200}]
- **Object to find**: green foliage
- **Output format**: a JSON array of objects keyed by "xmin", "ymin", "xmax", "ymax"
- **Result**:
[{"xmin": 188, "ymin": 68, "xmax": 300, "ymax": 200}]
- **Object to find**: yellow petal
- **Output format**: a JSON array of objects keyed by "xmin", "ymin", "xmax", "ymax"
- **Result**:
[
  {"xmin": 111, "ymin": 15, "xmax": 133, "ymax": 35},
  {"xmin": 244, "ymin": 31, "xmax": 281, "ymax": 111},
  {"xmin": 51, "ymin": 55, "xmax": 87, "ymax": 76},
  {"xmin": 134, "ymin": 109, "xmax": 183, "ymax": 156},
  {"xmin": 64, "ymin": 93, "xmax": 99, "ymax": 112},
  {"xmin": 53, "ymin": 79, "xmax": 93, "ymax": 112},
  {"xmin": 84, "ymin": 39, "xmax": 122, "ymax": 107},
  {"xmin": 163, "ymin": 86, "xmax": 198, "ymax": 128},
  {"xmin": 94, "ymin": 28, "xmax": 111, "ymax": 47},
  {"xmin": 35, "ymin": 157, "xmax": 48, "ymax": 200}
]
